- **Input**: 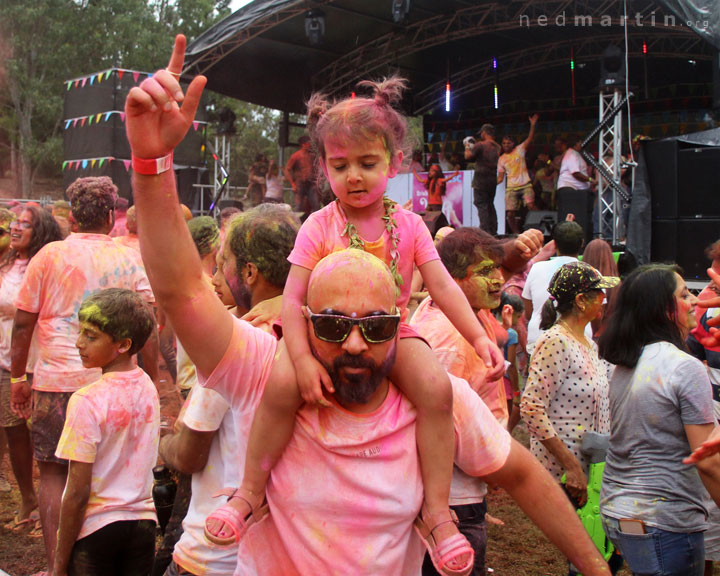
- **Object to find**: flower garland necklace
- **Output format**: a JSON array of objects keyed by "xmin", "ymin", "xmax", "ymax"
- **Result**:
[{"xmin": 339, "ymin": 196, "xmax": 403, "ymax": 293}]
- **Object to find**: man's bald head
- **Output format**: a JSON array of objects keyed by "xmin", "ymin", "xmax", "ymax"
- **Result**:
[
  {"xmin": 126, "ymin": 206, "xmax": 137, "ymax": 234},
  {"xmin": 308, "ymin": 250, "xmax": 397, "ymax": 314}
]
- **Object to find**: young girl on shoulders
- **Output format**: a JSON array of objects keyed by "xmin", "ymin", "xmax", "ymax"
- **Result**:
[{"xmin": 206, "ymin": 77, "xmax": 506, "ymax": 575}]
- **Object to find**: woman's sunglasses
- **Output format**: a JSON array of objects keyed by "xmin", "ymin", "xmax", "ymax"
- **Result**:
[
  {"xmin": 9, "ymin": 221, "xmax": 32, "ymax": 230},
  {"xmin": 307, "ymin": 307, "xmax": 401, "ymax": 344}
]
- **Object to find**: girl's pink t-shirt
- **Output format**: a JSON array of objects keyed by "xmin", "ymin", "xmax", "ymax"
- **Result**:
[{"xmin": 289, "ymin": 201, "xmax": 439, "ymax": 310}]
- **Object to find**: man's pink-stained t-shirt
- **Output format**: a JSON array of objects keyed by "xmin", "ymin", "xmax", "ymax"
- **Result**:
[
  {"xmin": 203, "ymin": 317, "xmax": 512, "ymax": 576},
  {"xmin": 411, "ymin": 299, "xmax": 509, "ymax": 427},
  {"xmin": 288, "ymin": 200, "xmax": 439, "ymax": 310},
  {"xmin": 55, "ymin": 367, "xmax": 159, "ymax": 539},
  {"xmin": 14, "ymin": 233, "xmax": 154, "ymax": 393},
  {"xmin": 113, "ymin": 233, "xmax": 140, "ymax": 253}
]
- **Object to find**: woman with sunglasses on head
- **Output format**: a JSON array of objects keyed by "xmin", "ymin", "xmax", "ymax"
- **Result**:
[
  {"xmin": 521, "ymin": 262, "xmax": 618, "ymax": 503},
  {"xmin": 0, "ymin": 205, "xmax": 62, "ymax": 533},
  {"xmin": 521, "ymin": 261, "xmax": 620, "ymax": 575},
  {"xmin": 599, "ymin": 264, "xmax": 720, "ymax": 576}
]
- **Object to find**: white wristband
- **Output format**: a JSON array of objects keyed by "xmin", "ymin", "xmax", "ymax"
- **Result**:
[{"xmin": 132, "ymin": 153, "xmax": 173, "ymax": 175}]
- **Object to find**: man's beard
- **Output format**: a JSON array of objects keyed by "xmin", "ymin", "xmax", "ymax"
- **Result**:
[
  {"xmin": 312, "ymin": 343, "xmax": 396, "ymax": 405},
  {"xmin": 227, "ymin": 277, "xmax": 252, "ymax": 311}
]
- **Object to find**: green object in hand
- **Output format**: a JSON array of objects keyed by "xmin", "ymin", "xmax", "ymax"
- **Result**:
[{"xmin": 560, "ymin": 432, "xmax": 615, "ymax": 574}]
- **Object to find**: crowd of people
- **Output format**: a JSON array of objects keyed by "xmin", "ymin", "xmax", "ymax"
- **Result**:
[{"xmin": 1, "ymin": 34, "xmax": 719, "ymax": 576}]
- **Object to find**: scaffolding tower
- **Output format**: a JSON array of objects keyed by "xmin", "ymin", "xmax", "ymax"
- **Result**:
[{"xmin": 597, "ymin": 89, "xmax": 623, "ymax": 243}]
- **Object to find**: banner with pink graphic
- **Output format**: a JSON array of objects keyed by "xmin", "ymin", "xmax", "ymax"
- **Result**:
[{"xmin": 412, "ymin": 171, "xmax": 464, "ymax": 228}]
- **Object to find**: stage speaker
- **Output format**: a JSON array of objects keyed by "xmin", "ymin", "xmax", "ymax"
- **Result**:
[
  {"xmin": 556, "ymin": 188, "xmax": 593, "ymax": 246},
  {"xmin": 677, "ymin": 147, "xmax": 720, "ymax": 218},
  {"xmin": 421, "ymin": 210, "xmax": 448, "ymax": 238},
  {"xmin": 600, "ymin": 45, "xmax": 626, "ymax": 88},
  {"xmin": 524, "ymin": 210, "xmax": 558, "ymax": 237},
  {"xmin": 652, "ymin": 218, "xmax": 720, "ymax": 278},
  {"xmin": 650, "ymin": 219, "xmax": 677, "ymax": 266},
  {"xmin": 645, "ymin": 139, "xmax": 678, "ymax": 219}
]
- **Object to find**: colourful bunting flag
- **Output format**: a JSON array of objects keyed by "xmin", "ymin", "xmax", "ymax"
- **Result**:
[
  {"xmin": 193, "ymin": 122, "xmax": 198, "ymax": 131},
  {"xmin": 88, "ymin": 116, "xmax": 93, "ymax": 126},
  {"xmin": 120, "ymin": 113, "xmax": 126, "ymax": 122},
  {"xmin": 104, "ymin": 70, "xmax": 111, "ymax": 80},
  {"xmin": 80, "ymin": 118, "xmax": 86, "ymax": 127},
  {"xmin": 99, "ymin": 159, "xmax": 106, "ymax": 168},
  {"xmin": 104, "ymin": 112, "xmax": 111, "ymax": 121},
  {"xmin": 97, "ymin": 73, "xmax": 102, "ymax": 84},
  {"xmin": 91, "ymin": 159, "xmax": 97, "ymax": 168},
  {"xmin": 118, "ymin": 70, "xmax": 124, "ymax": 80},
  {"xmin": 62, "ymin": 161, "xmax": 68, "ymax": 170},
  {"xmin": 132, "ymin": 72, "xmax": 139, "ymax": 83},
  {"xmin": 81, "ymin": 78, "xmax": 87, "ymax": 87},
  {"xmin": 95, "ymin": 114, "xmax": 101, "ymax": 123},
  {"xmin": 123, "ymin": 160, "xmax": 131, "ymax": 171},
  {"xmin": 82, "ymin": 160, "xmax": 88, "ymax": 169},
  {"xmin": 66, "ymin": 82, "xmax": 71, "ymax": 91},
  {"xmin": 90, "ymin": 75, "xmax": 95, "ymax": 86},
  {"xmin": 74, "ymin": 80, "xmax": 80, "ymax": 88},
  {"xmin": 65, "ymin": 120, "xmax": 71, "ymax": 129},
  {"xmin": 73, "ymin": 119, "xmax": 78, "ymax": 127}
]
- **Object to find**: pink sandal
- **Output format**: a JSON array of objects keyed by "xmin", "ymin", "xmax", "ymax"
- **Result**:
[
  {"xmin": 414, "ymin": 509, "xmax": 474, "ymax": 576},
  {"xmin": 203, "ymin": 487, "xmax": 269, "ymax": 546}
]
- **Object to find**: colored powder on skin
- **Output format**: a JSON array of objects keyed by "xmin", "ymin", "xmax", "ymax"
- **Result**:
[{"xmin": 79, "ymin": 304, "xmax": 109, "ymax": 327}]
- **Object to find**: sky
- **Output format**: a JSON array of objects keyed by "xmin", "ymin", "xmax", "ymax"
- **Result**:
[{"xmin": 229, "ymin": 0, "xmax": 253, "ymax": 11}]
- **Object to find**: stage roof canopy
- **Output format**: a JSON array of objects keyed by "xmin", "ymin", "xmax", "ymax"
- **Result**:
[{"xmin": 184, "ymin": 0, "xmax": 720, "ymax": 115}]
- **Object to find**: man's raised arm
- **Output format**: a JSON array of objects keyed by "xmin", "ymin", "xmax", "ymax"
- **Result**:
[
  {"xmin": 484, "ymin": 441, "xmax": 611, "ymax": 576},
  {"xmin": 125, "ymin": 34, "xmax": 231, "ymax": 378}
]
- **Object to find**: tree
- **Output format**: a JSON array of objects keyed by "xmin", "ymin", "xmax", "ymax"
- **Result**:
[{"xmin": 0, "ymin": 0, "xmax": 230, "ymax": 197}]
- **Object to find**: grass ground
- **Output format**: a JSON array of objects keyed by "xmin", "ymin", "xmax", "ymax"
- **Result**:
[{"xmin": 1, "ymin": 390, "xmax": 718, "ymax": 574}]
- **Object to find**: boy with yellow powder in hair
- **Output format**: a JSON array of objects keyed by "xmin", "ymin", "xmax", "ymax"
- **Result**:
[{"xmin": 52, "ymin": 288, "xmax": 159, "ymax": 576}]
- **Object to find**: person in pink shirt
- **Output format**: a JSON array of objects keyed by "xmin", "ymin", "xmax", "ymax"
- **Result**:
[
  {"xmin": 124, "ymin": 37, "xmax": 610, "ymax": 576},
  {"xmin": 112, "ymin": 205, "xmax": 140, "ymax": 252},
  {"xmin": 109, "ymin": 196, "xmax": 129, "ymax": 237},
  {"xmin": 208, "ymin": 74, "xmax": 528, "ymax": 576},
  {"xmin": 157, "ymin": 204, "xmax": 299, "ymax": 576},
  {"xmin": 9, "ymin": 176, "xmax": 157, "ymax": 572},
  {"xmin": 53, "ymin": 288, "xmax": 159, "ymax": 576},
  {"xmin": 0, "ymin": 206, "xmax": 62, "ymax": 533}
]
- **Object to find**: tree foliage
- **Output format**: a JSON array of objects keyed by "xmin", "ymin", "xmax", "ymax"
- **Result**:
[{"xmin": 0, "ymin": 0, "xmax": 231, "ymax": 197}]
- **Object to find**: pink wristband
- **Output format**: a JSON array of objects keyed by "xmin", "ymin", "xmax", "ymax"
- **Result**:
[{"xmin": 132, "ymin": 152, "xmax": 173, "ymax": 175}]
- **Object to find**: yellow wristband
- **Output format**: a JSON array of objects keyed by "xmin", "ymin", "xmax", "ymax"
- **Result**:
[{"xmin": 10, "ymin": 374, "xmax": 28, "ymax": 384}]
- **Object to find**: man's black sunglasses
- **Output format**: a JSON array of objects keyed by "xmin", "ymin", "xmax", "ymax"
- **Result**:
[{"xmin": 307, "ymin": 308, "xmax": 401, "ymax": 344}]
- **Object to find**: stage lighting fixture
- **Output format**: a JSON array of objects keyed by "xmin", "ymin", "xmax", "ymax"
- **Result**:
[
  {"xmin": 600, "ymin": 45, "xmax": 626, "ymax": 88},
  {"xmin": 305, "ymin": 9, "xmax": 325, "ymax": 45},
  {"xmin": 445, "ymin": 83, "xmax": 450, "ymax": 112},
  {"xmin": 217, "ymin": 107, "xmax": 236, "ymax": 135},
  {"xmin": 392, "ymin": 0, "xmax": 410, "ymax": 23}
]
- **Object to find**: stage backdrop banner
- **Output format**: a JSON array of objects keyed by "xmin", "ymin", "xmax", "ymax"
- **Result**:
[{"xmin": 411, "ymin": 171, "xmax": 464, "ymax": 227}]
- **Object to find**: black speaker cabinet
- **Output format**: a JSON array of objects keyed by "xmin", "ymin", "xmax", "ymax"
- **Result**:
[
  {"xmin": 421, "ymin": 210, "xmax": 449, "ymax": 238},
  {"xmin": 524, "ymin": 210, "xmax": 558, "ymax": 237},
  {"xmin": 645, "ymin": 139, "xmax": 678, "ymax": 220},
  {"xmin": 677, "ymin": 147, "xmax": 720, "ymax": 218},
  {"xmin": 651, "ymin": 218, "xmax": 720, "ymax": 278},
  {"xmin": 556, "ymin": 188, "xmax": 593, "ymax": 246}
]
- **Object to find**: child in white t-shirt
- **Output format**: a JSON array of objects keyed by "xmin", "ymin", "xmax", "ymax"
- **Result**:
[{"xmin": 53, "ymin": 288, "xmax": 159, "ymax": 576}]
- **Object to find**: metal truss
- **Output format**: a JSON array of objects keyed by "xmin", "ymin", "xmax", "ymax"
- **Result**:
[
  {"xmin": 184, "ymin": 0, "xmax": 334, "ymax": 77},
  {"xmin": 413, "ymin": 30, "xmax": 707, "ymax": 114},
  {"xmin": 312, "ymin": 0, "xmax": 693, "ymax": 101},
  {"xmin": 594, "ymin": 90, "xmax": 624, "ymax": 243},
  {"xmin": 206, "ymin": 136, "xmax": 232, "ymax": 217}
]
